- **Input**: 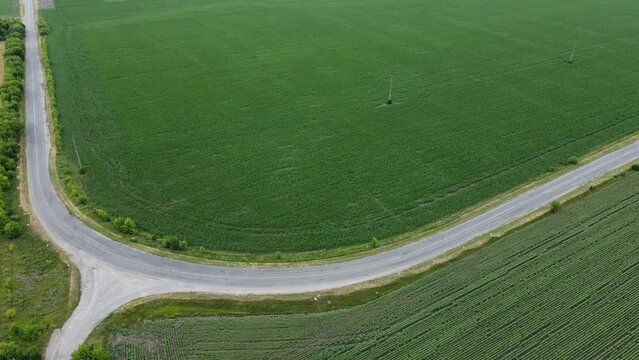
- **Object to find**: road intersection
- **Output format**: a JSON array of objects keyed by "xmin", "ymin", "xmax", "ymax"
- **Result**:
[{"xmin": 18, "ymin": 0, "xmax": 639, "ymax": 358}]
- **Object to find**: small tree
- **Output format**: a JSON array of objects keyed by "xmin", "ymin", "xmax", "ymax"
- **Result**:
[
  {"xmin": 38, "ymin": 18, "xmax": 51, "ymax": 36},
  {"xmin": 113, "ymin": 217, "xmax": 136, "ymax": 234},
  {"xmin": 370, "ymin": 237, "xmax": 380, "ymax": 249},
  {"xmin": 550, "ymin": 200, "xmax": 562, "ymax": 213},
  {"xmin": 72, "ymin": 344, "xmax": 110, "ymax": 360},
  {"xmin": 178, "ymin": 240, "xmax": 189, "ymax": 251},
  {"xmin": 122, "ymin": 217, "xmax": 136, "ymax": 234},
  {"xmin": 160, "ymin": 236, "xmax": 186, "ymax": 251},
  {"xmin": 3, "ymin": 220, "xmax": 22, "ymax": 239},
  {"xmin": 8, "ymin": 322, "xmax": 46, "ymax": 342}
]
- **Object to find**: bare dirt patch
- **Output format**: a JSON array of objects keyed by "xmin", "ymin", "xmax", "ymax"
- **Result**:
[{"xmin": 39, "ymin": 0, "xmax": 55, "ymax": 10}]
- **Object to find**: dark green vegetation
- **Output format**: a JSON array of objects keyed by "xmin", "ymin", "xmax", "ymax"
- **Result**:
[
  {"xmin": 0, "ymin": 19, "xmax": 72, "ymax": 359},
  {"xmin": 43, "ymin": 0, "xmax": 639, "ymax": 253},
  {"xmin": 0, "ymin": 18, "xmax": 25, "ymax": 238},
  {"xmin": 0, "ymin": 19, "xmax": 25, "ymax": 223},
  {"xmin": 72, "ymin": 344, "xmax": 110, "ymax": 360},
  {"xmin": 106, "ymin": 172, "xmax": 639, "ymax": 358}
]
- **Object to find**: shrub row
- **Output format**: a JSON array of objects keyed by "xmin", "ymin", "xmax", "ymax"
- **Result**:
[
  {"xmin": 38, "ymin": 18, "xmax": 61, "ymax": 146},
  {"xmin": 160, "ymin": 235, "xmax": 188, "ymax": 251},
  {"xmin": 63, "ymin": 173, "xmax": 87, "ymax": 204},
  {"xmin": 94, "ymin": 207, "xmax": 190, "ymax": 252},
  {"xmin": 92, "ymin": 208, "xmax": 137, "ymax": 235},
  {"xmin": 0, "ymin": 19, "xmax": 25, "ymax": 238}
]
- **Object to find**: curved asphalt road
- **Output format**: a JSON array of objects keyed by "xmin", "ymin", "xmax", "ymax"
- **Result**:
[{"xmin": 19, "ymin": 0, "xmax": 639, "ymax": 358}]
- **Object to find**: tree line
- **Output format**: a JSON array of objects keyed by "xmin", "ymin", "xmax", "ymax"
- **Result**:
[
  {"xmin": 0, "ymin": 19, "xmax": 25, "ymax": 240},
  {"xmin": 0, "ymin": 17, "xmax": 42, "ymax": 360}
]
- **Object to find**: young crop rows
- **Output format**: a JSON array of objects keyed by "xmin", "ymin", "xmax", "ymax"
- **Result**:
[
  {"xmin": 0, "ymin": 0, "xmax": 17, "ymax": 17},
  {"xmin": 42, "ymin": 0, "xmax": 639, "ymax": 253},
  {"xmin": 109, "ymin": 172, "xmax": 639, "ymax": 359}
]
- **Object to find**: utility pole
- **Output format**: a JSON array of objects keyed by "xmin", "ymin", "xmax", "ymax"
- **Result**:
[
  {"xmin": 387, "ymin": 76, "xmax": 394, "ymax": 104},
  {"xmin": 72, "ymin": 136, "xmax": 82, "ymax": 168},
  {"xmin": 568, "ymin": 41, "xmax": 577, "ymax": 64}
]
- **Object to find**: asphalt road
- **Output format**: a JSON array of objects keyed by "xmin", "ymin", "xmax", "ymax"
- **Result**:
[{"xmin": 20, "ymin": 0, "xmax": 639, "ymax": 358}]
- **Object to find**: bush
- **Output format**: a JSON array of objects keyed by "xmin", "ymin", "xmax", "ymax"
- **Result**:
[
  {"xmin": 0, "ymin": 79, "xmax": 24, "ymax": 112},
  {"xmin": 7, "ymin": 322, "xmax": 47, "ymax": 342},
  {"xmin": 4, "ymin": 308, "xmax": 15, "ymax": 319},
  {"xmin": 37, "ymin": 18, "xmax": 50, "ymax": 36},
  {"xmin": 3, "ymin": 37, "xmax": 24, "ymax": 58},
  {"xmin": 566, "ymin": 156, "xmax": 578, "ymax": 165},
  {"xmin": 3, "ymin": 56, "xmax": 23, "ymax": 80},
  {"xmin": 113, "ymin": 217, "xmax": 136, "ymax": 234},
  {"xmin": 550, "ymin": 200, "xmax": 562, "ymax": 213},
  {"xmin": 370, "ymin": 237, "xmax": 380, "ymax": 249},
  {"xmin": 160, "ymin": 236, "xmax": 187, "ymax": 251},
  {"xmin": 160, "ymin": 235, "xmax": 176, "ymax": 249},
  {"xmin": 94, "ymin": 208, "xmax": 110, "ymax": 221},
  {"xmin": 71, "ymin": 344, "xmax": 110, "ymax": 360},
  {"xmin": 63, "ymin": 174, "xmax": 87, "ymax": 204},
  {"xmin": 178, "ymin": 240, "xmax": 189, "ymax": 251},
  {"xmin": 7, "ymin": 22, "xmax": 24, "ymax": 38},
  {"xmin": 20, "ymin": 347, "xmax": 40, "ymax": 360},
  {"xmin": 632, "ymin": 164, "xmax": 639, "ymax": 171},
  {"xmin": 3, "ymin": 220, "xmax": 23, "ymax": 239}
]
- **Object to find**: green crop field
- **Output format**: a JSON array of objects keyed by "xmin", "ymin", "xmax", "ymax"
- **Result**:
[
  {"xmin": 105, "ymin": 171, "xmax": 639, "ymax": 359},
  {"xmin": 43, "ymin": 0, "xmax": 639, "ymax": 253},
  {"xmin": 0, "ymin": 0, "xmax": 17, "ymax": 17}
]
